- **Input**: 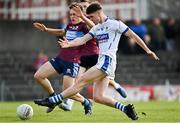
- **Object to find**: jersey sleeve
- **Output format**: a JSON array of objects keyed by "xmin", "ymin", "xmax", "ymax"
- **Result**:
[
  {"xmin": 88, "ymin": 26, "xmax": 96, "ymax": 38},
  {"xmin": 115, "ymin": 20, "xmax": 129, "ymax": 34}
]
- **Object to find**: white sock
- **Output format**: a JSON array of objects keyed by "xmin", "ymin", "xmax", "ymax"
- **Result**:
[{"xmin": 64, "ymin": 99, "xmax": 74, "ymax": 110}]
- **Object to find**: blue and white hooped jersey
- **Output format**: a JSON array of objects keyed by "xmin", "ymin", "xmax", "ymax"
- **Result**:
[{"xmin": 88, "ymin": 18, "xmax": 128, "ymax": 60}]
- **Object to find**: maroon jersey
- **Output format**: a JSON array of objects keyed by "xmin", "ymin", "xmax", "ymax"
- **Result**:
[
  {"xmin": 57, "ymin": 22, "xmax": 89, "ymax": 63},
  {"xmin": 80, "ymin": 38, "xmax": 99, "ymax": 56}
]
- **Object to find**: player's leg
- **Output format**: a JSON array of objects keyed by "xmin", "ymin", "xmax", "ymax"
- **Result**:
[
  {"xmin": 35, "ymin": 55, "xmax": 106, "ymax": 106},
  {"xmin": 59, "ymin": 67, "xmax": 102, "ymax": 115},
  {"xmin": 93, "ymin": 78, "xmax": 126, "ymax": 108},
  {"xmin": 59, "ymin": 75, "xmax": 83, "ymax": 111},
  {"xmin": 93, "ymin": 77, "xmax": 116, "ymax": 106},
  {"xmin": 93, "ymin": 78, "xmax": 138, "ymax": 120},
  {"xmin": 55, "ymin": 66, "xmax": 104, "ymax": 115},
  {"xmin": 63, "ymin": 61, "xmax": 92, "ymax": 115},
  {"xmin": 75, "ymin": 66, "xmax": 87, "ymax": 83},
  {"xmin": 63, "ymin": 75, "xmax": 84, "ymax": 107},
  {"xmin": 58, "ymin": 66, "xmax": 87, "ymax": 111},
  {"xmin": 45, "ymin": 60, "xmax": 92, "ymax": 114},
  {"xmin": 46, "ymin": 66, "xmax": 105, "ymax": 104},
  {"xmin": 109, "ymin": 80, "xmax": 127, "ymax": 98},
  {"xmin": 78, "ymin": 66, "xmax": 87, "ymax": 76},
  {"xmin": 61, "ymin": 75, "xmax": 92, "ymax": 115},
  {"xmin": 34, "ymin": 60, "xmax": 60, "ymax": 113},
  {"xmin": 62, "ymin": 66, "xmax": 106, "ymax": 98},
  {"xmin": 58, "ymin": 75, "xmax": 75, "ymax": 111},
  {"xmin": 34, "ymin": 61, "xmax": 58, "ymax": 95},
  {"xmin": 47, "ymin": 75, "xmax": 92, "ymax": 115}
]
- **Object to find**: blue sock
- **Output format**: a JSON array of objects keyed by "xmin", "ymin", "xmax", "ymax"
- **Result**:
[
  {"xmin": 115, "ymin": 102, "xmax": 126, "ymax": 113},
  {"xmin": 49, "ymin": 93, "xmax": 64, "ymax": 104},
  {"xmin": 82, "ymin": 98, "xmax": 89, "ymax": 106}
]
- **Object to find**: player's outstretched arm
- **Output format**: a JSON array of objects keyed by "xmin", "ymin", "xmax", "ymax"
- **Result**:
[
  {"xmin": 125, "ymin": 29, "xmax": 160, "ymax": 60},
  {"xmin": 58, "ymin": 33, "xmax": 93, "ymax": 48},
  {"xmin": 33, "ymin": 22, "xmax": 65, "ymax": 37},
  {"xmin": 72, "ymin": 5, "xmax": 95, "ymax": 29}
]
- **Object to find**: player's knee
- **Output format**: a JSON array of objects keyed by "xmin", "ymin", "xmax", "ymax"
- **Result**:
[
  {"xmin": 34, "ymin": 72, "xmax": 44, "ymax": 80},
  {"xmin": 78, "ymin": 75, "xmax": 86, "ymax": 82},
  {"xmin": 75, "ymin": 81, "xmax": 86, "ymax": 90},
  {"xmin": 93, "ymin": 95, "xmax": 102, "ymax": 103},
  {"xmin": 76, "ymin": 75, "xmax": 86, "ymax": 85}
]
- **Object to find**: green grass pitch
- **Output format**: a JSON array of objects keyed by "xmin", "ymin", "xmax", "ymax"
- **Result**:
[{"xmin": 0, "ymin": 101, "xmax": 180, "ymax": 122}]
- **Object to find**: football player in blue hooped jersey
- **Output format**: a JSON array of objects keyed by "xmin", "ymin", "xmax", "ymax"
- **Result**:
[
  {"xmin": 33, "ymin": 3, "xmax": 93, "ymax": 115},
  {"xmin": 35, "ymin": 2, "xmax": 159, "ymax": 120}
]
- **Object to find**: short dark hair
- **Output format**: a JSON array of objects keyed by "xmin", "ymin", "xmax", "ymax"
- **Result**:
[
  {"xmin": 69, "ymin": 2, "xmax": 83, "ymax": 11},
  {"xmin": 86, "ymin": 2, "xmax": 102, "ymax": 14}
]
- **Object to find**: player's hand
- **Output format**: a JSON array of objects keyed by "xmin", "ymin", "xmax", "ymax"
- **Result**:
[
  {"xmin": 33, "ymin": 22, "xmax": 47, "ymax": 32},
  {"xmin": 58, "ymin": 37, "xmax": 70, "ymax": 48},
  {"xmin": 147, "ymin": 50, "xmax": 160, "ymax": 60},
  {"xmin": 72, "ymin": 5, "xmax": 84, "ymax": 18}
]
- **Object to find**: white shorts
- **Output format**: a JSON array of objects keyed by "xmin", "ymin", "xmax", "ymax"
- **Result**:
[{"xmin": 95, "ymin": 54, "xmax": 116, "ymax": 80}]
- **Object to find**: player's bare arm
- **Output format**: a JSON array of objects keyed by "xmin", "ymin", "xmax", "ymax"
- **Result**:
[
  {"xmin": 33, "ymin": 22, "xmax": 65, "ymax": 37},
  {"xmin": 58, "ymin": 34, "xmax": 92, "ymax": 48},
  {"xmin": 73, "ymin": 5, "xmax": 95, "ymax": 29},
  {"xmin": 125, "ymin": 29, "xmax": 160, "ymax": 60}
]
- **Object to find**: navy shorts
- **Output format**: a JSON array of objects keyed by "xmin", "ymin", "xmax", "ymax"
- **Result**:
[
  {"xmin": 50, "ymin": 57, "xmax": 80, "ymax": 78},
  {"xmin": 80, "ymin": 55, "xmax": 98, "ymax": 69}
]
